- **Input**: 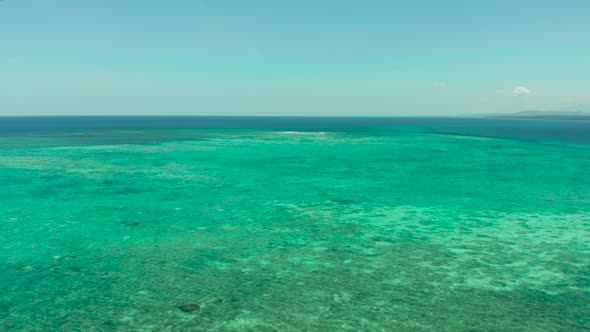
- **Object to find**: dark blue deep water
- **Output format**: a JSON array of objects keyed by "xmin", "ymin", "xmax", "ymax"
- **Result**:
[{"xmin": 1, "ymin": 116, "xmax": 590, "ymax": 144}]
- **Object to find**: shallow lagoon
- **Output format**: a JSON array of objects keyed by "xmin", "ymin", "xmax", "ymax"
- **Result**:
[{"xmin": 1, "ymin": 121, "xmax": 589, "ymax": 330}]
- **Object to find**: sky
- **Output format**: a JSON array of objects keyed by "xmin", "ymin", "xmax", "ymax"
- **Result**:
[{"xmin": 0, "ymin": 0, "xmax": 589, "ymax": 116}]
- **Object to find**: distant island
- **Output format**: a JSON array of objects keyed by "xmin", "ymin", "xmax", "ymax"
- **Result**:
[{"xmin": 484, "ymin": 107, "xmax": 590, "ymax": 120}]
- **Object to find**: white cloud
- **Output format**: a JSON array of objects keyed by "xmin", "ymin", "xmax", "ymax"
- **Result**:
[
  {"xmin": 433, "ymin": 82, "xmax": 447, "ymax": 89},
  {"xmin": 513, "ymin": 86, "xmax": 532, "ymax": 96}
]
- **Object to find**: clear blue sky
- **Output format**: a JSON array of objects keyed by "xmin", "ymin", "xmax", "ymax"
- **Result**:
[{"xmin": 1, "ymin": 0, "xmax": 589, "ymax": 116}]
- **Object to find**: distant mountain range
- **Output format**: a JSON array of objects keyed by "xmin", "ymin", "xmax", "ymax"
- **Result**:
[{"xmin": 480, "ymin": 106, "xmax": 590, "ymax": 120}]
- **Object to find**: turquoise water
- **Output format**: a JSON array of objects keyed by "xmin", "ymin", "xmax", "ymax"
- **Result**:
[{"xmin": 1, "ymin": 120, "xmax": 589, "ymax": 330}]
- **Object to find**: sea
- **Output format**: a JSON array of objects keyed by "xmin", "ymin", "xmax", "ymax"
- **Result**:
[{"xmin": 1, "ymin": 116, "xmax": 589, "ymax": 331}]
